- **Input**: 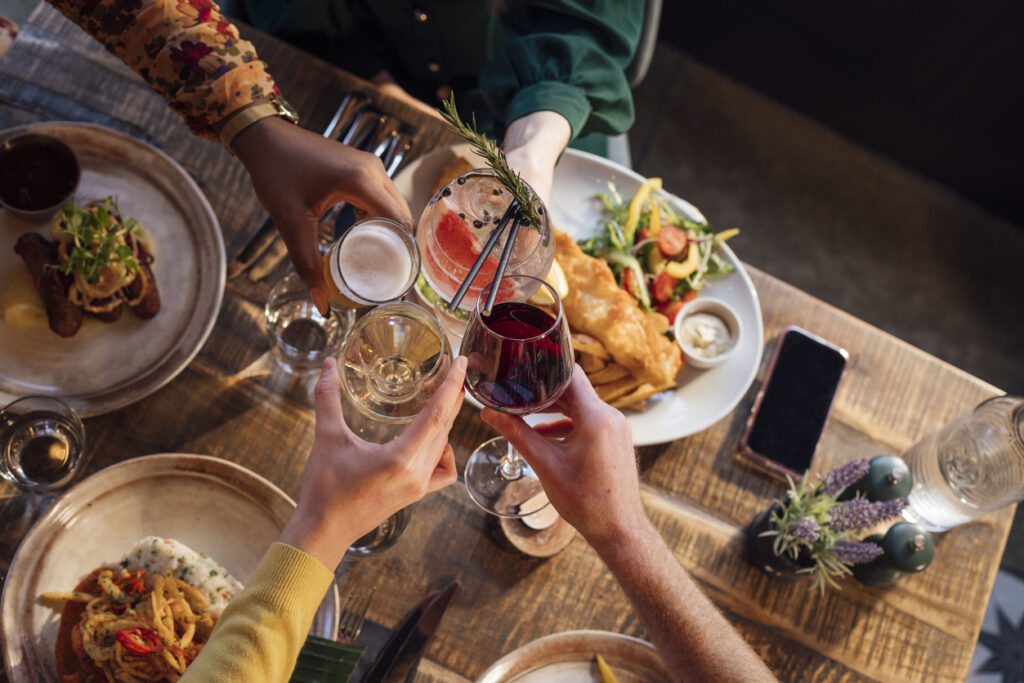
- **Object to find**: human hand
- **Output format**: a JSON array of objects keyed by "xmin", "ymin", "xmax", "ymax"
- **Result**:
[
  {"xmin": 503, "ymin": 111, "xmax": 572, "ymax": 209},
  {"xmin": 279, "ymin": 355, "xmax": 467, "ymax": 570},
  {"xmin": 370, "ymin": 72, "xmax": 446, "ymax": 122},
  {"xmin": 232, "ymin": 116, "xmax": 413, "ymax": 314},
  {"xmin": 480, "ymin": 365, "xmax": 648, "ymax": 549}
]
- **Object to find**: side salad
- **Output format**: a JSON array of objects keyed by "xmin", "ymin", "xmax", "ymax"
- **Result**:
[{"xmin": 579, "ymin": 178, "xmax": 738, "ymax": 325}]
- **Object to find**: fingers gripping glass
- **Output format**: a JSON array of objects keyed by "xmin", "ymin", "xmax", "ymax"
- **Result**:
[
  {"xmin": 338, "ymin": 301, "xmax": 452, "ymax": 553},
  {"xmin": 461, "ymin": 275, "xmax": 573, "ymax": 518}
]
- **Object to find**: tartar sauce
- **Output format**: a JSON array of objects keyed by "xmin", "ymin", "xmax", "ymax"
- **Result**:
[{"xmin": 679, "ymin": 312, "xmax": 732, "ymax": 359}]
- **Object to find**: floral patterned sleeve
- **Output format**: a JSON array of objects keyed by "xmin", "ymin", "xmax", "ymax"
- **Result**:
[{"xmin": 48, "ymin": 0, "xmax": 279, "ymax": 140}]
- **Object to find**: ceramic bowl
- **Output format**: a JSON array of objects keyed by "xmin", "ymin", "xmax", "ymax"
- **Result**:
[
  {"xmin": 674, "ymin": 297, "xmax": 742, "ymax": 370},
  {"xmin": 0, "ymin": 133, "xmax": 80, "ymax": 220}
]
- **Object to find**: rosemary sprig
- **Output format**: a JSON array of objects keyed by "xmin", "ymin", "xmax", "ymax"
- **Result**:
[
  {"xmin": 50, "ymin": 197, "xmax": 140, "ymax": 283},
  {"xmin": 438, "ymin": 94, "xmax": 541, "ymax": 227}
]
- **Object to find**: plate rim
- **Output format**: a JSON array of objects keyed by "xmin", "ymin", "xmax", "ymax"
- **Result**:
[
  {"xmin": 0, "ymin": 453, "xmax": 338, "ymax": 682},
  {"xmin": 0, "ymin": 121, "xmax": 226, "ymax": 416},
  {"xmin": 395, "ymin": 144, "xmax": 764, "ymax": 445},
  {"xmin": 474, "ymin": 628, "xmax": 669, "ymax": 682}
]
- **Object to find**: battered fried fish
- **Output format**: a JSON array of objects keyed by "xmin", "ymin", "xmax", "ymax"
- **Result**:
[{"xmin": 555, "ymin": 230, "xmax": 682, "ymax": 387}]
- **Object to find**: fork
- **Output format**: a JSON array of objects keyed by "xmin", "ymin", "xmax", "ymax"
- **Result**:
[{"xmin": 336, "ymin": 585, "xmax": 376, "ymax": 643}]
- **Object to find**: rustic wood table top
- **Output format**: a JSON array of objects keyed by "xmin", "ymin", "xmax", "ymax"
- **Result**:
[{"xmin": 0, "ymin": 6, "xmax": 1013, "ymax": 682}]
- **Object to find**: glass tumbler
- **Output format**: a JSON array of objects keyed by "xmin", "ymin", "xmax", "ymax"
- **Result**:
[
  {"xmin": 265, "ymin": 271, "xmax": 352, "ymax": 374},
  {"xmin": 903, "ymin": 395, "xmax": 1024, "ymax": 531},
  {"xmin": 1, "ymin": 396, "xmax": 85, "ymax": 492}
]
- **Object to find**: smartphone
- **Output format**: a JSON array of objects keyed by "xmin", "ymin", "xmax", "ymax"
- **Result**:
[{"xmin": 739, "ymin": 326, "xmax": 849, "ymax": 481}]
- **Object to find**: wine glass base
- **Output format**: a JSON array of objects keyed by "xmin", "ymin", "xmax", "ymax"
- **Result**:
[{"xmin": 465, "ymin": 437, "xmax": 550, "ymax": 518}]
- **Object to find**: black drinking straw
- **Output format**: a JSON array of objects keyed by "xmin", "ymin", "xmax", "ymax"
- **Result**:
[
  {"xmin": 447, "ymin": 200, "xmax": 519, "ymax": 312},
  {"xmin": 482, "ymin": 212, "xmax": 522, "ymax": 316}
]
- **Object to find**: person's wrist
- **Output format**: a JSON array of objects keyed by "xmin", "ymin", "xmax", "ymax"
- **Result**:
[
  {"xmin": 279, "ymin": 502, "xmax": 361, "ymax": 570},
  {"xmin": 232, "ymin": 115, "xmax": 291, "ymax": 167},
  {"xmin": 581, "ymin": 505, "xmax": 657, "ymax": 561}
]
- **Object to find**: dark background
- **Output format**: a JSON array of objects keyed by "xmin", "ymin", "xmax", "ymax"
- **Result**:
[{"xmin": 661, "ymin": 1, "xmax": 1024, "ymax": 227}]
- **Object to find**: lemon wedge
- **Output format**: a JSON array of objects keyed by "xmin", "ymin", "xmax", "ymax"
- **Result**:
[
  {"xmin": 529, "ymin": 260, "xmax": 569, "ymax": 305},
  {"xmin": 596, "ymin": 654, "xmax": 618, "ymax": 683}
]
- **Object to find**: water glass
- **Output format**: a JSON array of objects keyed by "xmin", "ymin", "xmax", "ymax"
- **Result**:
[
  {"xmin": 1, "ymin": 396, "xmax": 86, "ymax": 492},
  {"xmin": 903, "ymin": 395, "xmax": 1024, "ymax": 531},
  {"xmin": 265, "ymin": 271, "xmax": 352, "ymax": 374}
]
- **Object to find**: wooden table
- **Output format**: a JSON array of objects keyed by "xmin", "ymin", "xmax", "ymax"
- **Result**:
[{"xmin": 0, "ymin": 6, "xmax": 1013, "ymax": 682}]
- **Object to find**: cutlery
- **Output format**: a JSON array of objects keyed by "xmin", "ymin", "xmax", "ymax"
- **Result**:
[
  {"xmin": 337, "ymin": 584, "xmax": 376, "ymax": 643},
  {"xmin": 226, "ymin": 93, "xmax": 369, "ymax": 278},
  {"xmin": 362, "ymin": 580, "xmax": 460, "ymax": 682},
  {"xmin": 320, "ymin": 122, "xmax": 414, "ymax": 245}
]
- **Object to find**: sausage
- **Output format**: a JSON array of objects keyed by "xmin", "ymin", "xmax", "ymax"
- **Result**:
[
  {"xmin": 92, "ymin": 300, "xmax": 123, "ymax": 323},
  {"xmin": 14, "ymin": 233, "xmax": 83, "ymax": 337},
  {"xmin": 126, "ymin": 243, "xmax": 160, "ymax": 319}
]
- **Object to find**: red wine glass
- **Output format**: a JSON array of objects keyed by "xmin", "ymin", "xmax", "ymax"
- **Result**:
[{"xmin": 461, "ymin": 274, "xmax": 573, "ymax": 517}]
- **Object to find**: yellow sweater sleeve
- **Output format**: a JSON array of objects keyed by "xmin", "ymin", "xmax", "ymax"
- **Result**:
[{"xmin": 180, "ymin": 542, "xmax": 335, "ymax": 682}]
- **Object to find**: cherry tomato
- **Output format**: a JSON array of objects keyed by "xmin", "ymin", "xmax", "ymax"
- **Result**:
[
  {"xmin": 622, "ymin": 269, "xmax": 643, "ymax": 299},
  {"xmin": 653, "ymin": 271, "xmax": 677, "ymax": 303},
  {"xmin": 656, "ymin": 299, "xmax": 685, "ymax": 324},
  {"xmin": 638, "ymin": 227, "xmax": 651, "ymax": 241},
  {"xmin": 656, "ymin": 224, "xmax": 687, "ymax": 257}
]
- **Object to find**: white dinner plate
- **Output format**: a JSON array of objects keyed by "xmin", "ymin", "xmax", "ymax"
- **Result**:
[
  {"xmin": 476, "ymin": 629, "xmax": 669, "ymax": 682},
  {"xmin": 0, "ymin": 454, "xmax": 338, "ymax": 682},
  {"xmin": 394, "ymin": 144, "xmax": 764, "ymax": 445},
  {"xmin": 0, "ymin": 122, "xmax": 225, "ymax": 417}
]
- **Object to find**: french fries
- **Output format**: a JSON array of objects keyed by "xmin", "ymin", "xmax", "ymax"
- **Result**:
[{"xmin": 571, "ymin": 331, "xmax": 674, "ymax": 412}]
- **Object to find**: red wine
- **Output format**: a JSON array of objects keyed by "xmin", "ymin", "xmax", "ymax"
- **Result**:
[{"xmin": 463, "ymin": 301, "xmax": 572, "ymax": 413}]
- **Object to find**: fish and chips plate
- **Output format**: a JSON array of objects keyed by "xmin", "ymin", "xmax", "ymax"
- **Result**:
[{"xmin": 394, "ymin": 144, "xmax": 763, "ymax": 446}]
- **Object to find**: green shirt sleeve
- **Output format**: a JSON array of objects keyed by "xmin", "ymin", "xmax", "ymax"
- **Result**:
[{"xmin": 479, "ymin": 1, "xmax": 646, "ymax": 141}]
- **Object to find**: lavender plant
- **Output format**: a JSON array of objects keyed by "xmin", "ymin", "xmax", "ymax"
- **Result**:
[{"xmin": 759, "ymin": 458, "xmax": 907, "ymax": 593}]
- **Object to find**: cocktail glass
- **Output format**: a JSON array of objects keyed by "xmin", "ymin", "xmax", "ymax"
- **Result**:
[{"xmin": 416, "ymin": 168, "xmax": 553, "ymax": 312}]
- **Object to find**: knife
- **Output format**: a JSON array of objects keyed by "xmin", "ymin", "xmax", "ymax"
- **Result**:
[{"xmin": 362, "ymin": 579, "xmax": 460, "ymax": 683}]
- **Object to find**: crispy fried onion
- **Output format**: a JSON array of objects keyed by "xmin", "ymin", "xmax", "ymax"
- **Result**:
[
  {"xmin": 57, "ymin": 204, "xmax": 151, "ymax": 314},
  {"xmin": 46, "ymin": 568, "xmax": 215, "ymax": 682}
]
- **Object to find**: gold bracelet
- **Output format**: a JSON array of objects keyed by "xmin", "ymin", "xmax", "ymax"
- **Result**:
[{"xmin": 220, "ymin": 98, "xmax": 299, "ymax": 151}]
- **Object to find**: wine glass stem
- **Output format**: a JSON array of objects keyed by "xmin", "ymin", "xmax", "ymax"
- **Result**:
[{"xmin": 499, "ymin": 442, "xmax": 524, "ymax": 480}]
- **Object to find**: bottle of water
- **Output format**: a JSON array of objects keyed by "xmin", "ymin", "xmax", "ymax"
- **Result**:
[{"xmin": 903, "ymin": 396, "xmax": 1024, "ymax": 531}]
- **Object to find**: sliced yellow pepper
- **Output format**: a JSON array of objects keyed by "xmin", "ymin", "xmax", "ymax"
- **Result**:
[
  {"xmin": 647, "ymin": 246, "xmax": 666, "ymax": 274},
  {"xmin": 649, "ymin": 200, "xmax": 662, "ymax": 237},
  {"xmin": 623, "ymin": 177, "xmax": 661, "ymax": 243},
  {"xmin": 715, "ymin": 228, "xmax": 740, "ymax": 242},
  {"xmin": 596, "ymin": 654, "xmax": 619, "ymax": 683},
  {"xmin": 665, "ymin": 230, "xmax": 700, "ymax": 279}
]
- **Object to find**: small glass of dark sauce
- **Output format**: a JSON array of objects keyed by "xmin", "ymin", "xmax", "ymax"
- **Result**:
[{"xmin": 0, "ymin": 133, "xmax": 80, "ymax": 219}]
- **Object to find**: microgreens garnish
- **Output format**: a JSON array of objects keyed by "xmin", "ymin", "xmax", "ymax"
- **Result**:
[
  {"xmin": 51, "ymin": 197, "xmax": 140, "ymax": 283},
  {"xmin": 438, "ymin": 94, "xmax": 541, "ymax": 227}
]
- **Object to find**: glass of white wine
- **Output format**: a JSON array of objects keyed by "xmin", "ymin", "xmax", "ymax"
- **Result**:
[{"xmin": 338, "ymin": 301, "xmax": 452, "ymax": 553}]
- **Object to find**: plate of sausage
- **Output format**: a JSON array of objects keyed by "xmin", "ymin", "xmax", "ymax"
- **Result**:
[{"xmin": 0, "ymin": 123, "xmax": 224, "ymax": 416}]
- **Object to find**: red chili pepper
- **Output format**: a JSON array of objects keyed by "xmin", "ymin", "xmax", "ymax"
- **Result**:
[
  {"xmin": 168, "ymin": 644, "xmax": 194, "ymax": 663},
  {"xmin": 115, "ymin": 628, "xmax": 163, "ymax": 656}
]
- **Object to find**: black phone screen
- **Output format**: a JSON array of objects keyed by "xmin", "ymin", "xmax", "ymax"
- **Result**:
[{"xmin": 744, "ymin": 328, "xmax": 847, "ymax": 476}]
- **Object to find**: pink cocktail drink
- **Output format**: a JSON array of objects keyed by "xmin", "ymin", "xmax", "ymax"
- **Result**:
[{"xmin": 416, "ymin": 169, "xmax": 553, "ymax": 311}]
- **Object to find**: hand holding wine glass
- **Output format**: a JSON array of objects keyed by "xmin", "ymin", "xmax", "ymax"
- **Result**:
[
  {"xmin": 279, "ymin": 355, "xmax": 466, "ymax": 571},
  {"xmin": 461, "ymin": 274, "xmax": 573, "ymax": 517},
  {"xmin": 480, "ymin": 365, "xmax": 647, "ymax": 547}
]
